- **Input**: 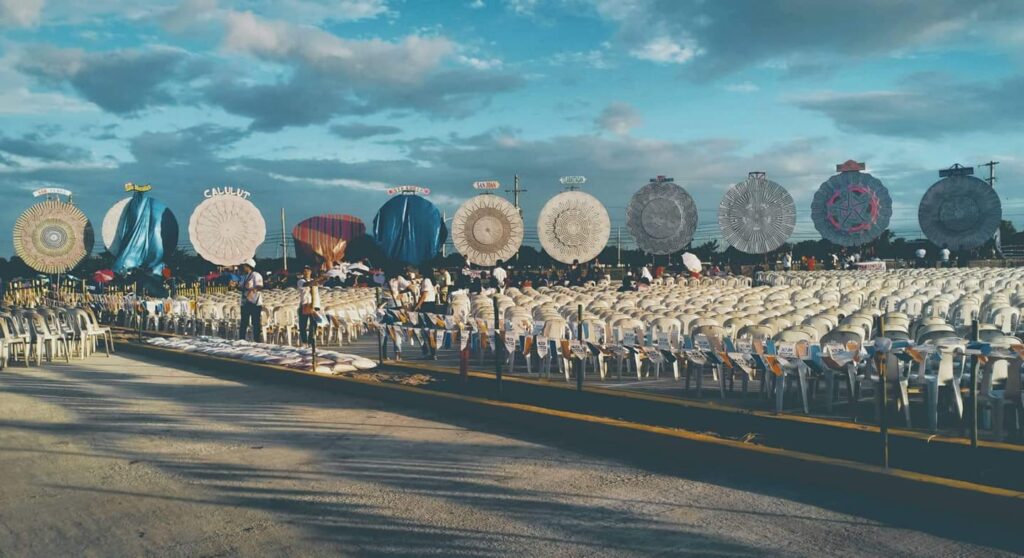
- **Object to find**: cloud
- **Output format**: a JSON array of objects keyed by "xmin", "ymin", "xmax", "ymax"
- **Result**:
[
  {"xmin": 583, "ymin": 0, "xmax": 1024, "ymax": 78},
  {"xmin": 329, "ymin": 123, "xmax": 402, "ymax": 139},
  {"xmin": 0, "ymin": 0, "xmax": 44, "ymax": 27},
  {"xmin": 630, "ymin": 36, "xmax": 700, "ymax": 64},
  {"xmin": 17, "ymin": 45, "xmax": 205, "ymax": 114},
  {"xmin": 222, "ymin": 11, "xmax": 454, "ymax": 84},
  {"xmin": 793, "ymin": 73, "xmax": 1024, "ymax": 137},
  {"xmin": 128, "ymin": 124, "xmax": 249, "ymax": 165},
  {"xmin": 205, "ymin": 10, "xmax": 522, "ymax": 129},
  {"xmin": 0, "ymin": 132, "xmax": 90, "ymax": 163},
  {"xmin": 16, "ymin": 8, "xmax": 521, "ymax": 130},
  {"xmin": 595, "ymin": 102, "xmax": 641, "ymax": 135}
]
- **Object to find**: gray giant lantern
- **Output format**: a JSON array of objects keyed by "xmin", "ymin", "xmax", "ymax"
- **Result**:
[
  {"xmin": 918, "ymin": 164, "xmax": 1001, "ymax": 250},
  {"xmin": 718, "ymin": 172, "xmax": 796, "ymax": 254},
  {"xmin": 626, "ymin": 176, "xmax": 698, "ymax": 255}
]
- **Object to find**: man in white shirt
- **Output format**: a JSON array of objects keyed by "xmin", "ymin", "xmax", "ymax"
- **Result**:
[
  {"xmin": 296, "ymin": 265, "xmax": 324, "ymax": 346},
  {"xmin": 640, "ymin": 265, "xmax": 654, "ymax": 282},
  {"xmin": 915, "ymin": 248, "xmax": 926, "ymax": 268},
  {"xmin": 492, "ymin": 260, "xmax": 507, "ymax": 290},
  {"xmin": 940, "ymin": 245, "xmax": 951, "ymax": 267},
  {"xmin": 782, "ymin": 252, "xmax": 792, "ymax": 271},
  {"xmin": 414, "ymin": 266, "xmax": 439, "ymax": 359},
  {"xmin": 239, "ymin": 259, "xmax": 264, "ymax": 342},
  {"xmin": 386, "ymin": 271, "xmax": 412, "ymax": 309}
]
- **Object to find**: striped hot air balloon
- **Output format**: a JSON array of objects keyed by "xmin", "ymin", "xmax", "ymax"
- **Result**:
[{"xmin": 292, "ymin": 214, "xmax": 367, "ymax": 269}]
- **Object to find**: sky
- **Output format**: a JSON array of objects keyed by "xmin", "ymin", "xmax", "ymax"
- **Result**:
[{"xmin": 1, "ymin": 0, "xmax": 1022, "ymax": 258}]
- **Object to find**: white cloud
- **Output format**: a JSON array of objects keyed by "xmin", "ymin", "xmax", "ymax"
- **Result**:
[
  {"xmin": 630, "ymin": 36, "xmax": 700, "ymax": 64},
  {"xmin": 223, "ymin": 10, "xmax": 455, "ymax": 85},
  {"xmin": 595, "ymin": 101, "xmax": 642, "ymax": 135},
  {"xmin": 505, "ymin": 0, "xmax": 536, "ymax": 15},
  {"xmin": 458, "ymin": 55, "xmax": 502, "ymax": 70},
  {"xmin": 467, "ymin": 0, "xmax": 485, "ymax": 8},
  {"xmin": 0, "ymin": 0, "xmax": 44, "ymax": 27},
  {"xmin": 0, "ymin": 87, "xmax": 97, "ymax": 114}
]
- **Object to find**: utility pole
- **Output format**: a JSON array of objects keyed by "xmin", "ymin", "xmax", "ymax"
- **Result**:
[
  {"xmin": 441, "ymin": 209, "xmax": 447, "ymax": 257},
  {"xmin": 280, "ymin": 208, "xmax": 287, "ymax": 273},
  {"xmin": 982, "ymin": 161, "xmax": 999, "ymax": 187},
  {"xmin": 506, "ymin": 174, "xmax": 527, "ymax": 217},
  {"xmin": 614, "ymin": 227, "xmax": 622, "ymax": 268}
]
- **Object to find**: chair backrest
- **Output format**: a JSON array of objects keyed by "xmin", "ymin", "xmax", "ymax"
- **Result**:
[{"xmin": 821, "ymin": 325, "xmax": 863, "ymax": 346}]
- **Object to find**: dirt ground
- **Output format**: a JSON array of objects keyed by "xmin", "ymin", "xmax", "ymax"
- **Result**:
[{"xmin": 0, "ymin": 354, "xmax": 1017, "ymax": 557}]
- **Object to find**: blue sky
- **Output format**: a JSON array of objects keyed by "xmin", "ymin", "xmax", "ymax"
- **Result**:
[{"xmin": 1, "ymin": 0, "xmax": 1022, "ymax": 258}]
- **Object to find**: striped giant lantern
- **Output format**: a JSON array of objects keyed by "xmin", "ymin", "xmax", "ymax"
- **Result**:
[{"xmin": 291, "ymin": 214, "xmax": 367, "ymax": 268}]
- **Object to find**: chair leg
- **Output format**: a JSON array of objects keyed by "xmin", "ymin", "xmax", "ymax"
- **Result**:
[
  {"xmin": 775, "ymin": 374, "xmax": 785, "ymax": 413},
  {"xmin": 798, "ymin": 365, "xmax": 810, "ymax": 414},
  {"xmin": 927, "ymin": 382, "xmax": 938, "ymax": 432},
  {"xmin": 900, "ymin": 380, "xmax": 911, "ymax": 427}
]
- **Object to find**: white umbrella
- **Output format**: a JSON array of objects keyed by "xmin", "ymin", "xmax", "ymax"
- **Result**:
[
  {"xmin": 347, "ymin": 262, "xmax": 370, "ymax": 275},
  {"xmin": 681, "ymin": 252, "xmax": 702, "ymax": 273},
  {"xmin": 326, "ymin": 267, "xmax": 346, "ymax": 279}
]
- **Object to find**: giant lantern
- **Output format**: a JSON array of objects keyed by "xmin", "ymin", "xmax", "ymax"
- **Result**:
[
  {"xmin": 292, "ymin": 214, "xmax": 367, "ymax": 268},
  {"xmin": 918, "ymin": 164, "xmax": 1002, "ymax": 251},
  {"xmin": 372, "ymin": 186, "xmax": 447, "ymax": 265},
  {"xmin": 811, "ymin": 160, "xmax": 892, "ymax": 246},
  {"xmin": 626, "ymin": 176, "xmax": 698, "ymax": 255}
]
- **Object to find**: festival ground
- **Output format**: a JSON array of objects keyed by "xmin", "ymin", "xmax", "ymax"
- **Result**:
[{"xmin": 0, "ymin": 353, "xmax": 1019, "ymax": 557}]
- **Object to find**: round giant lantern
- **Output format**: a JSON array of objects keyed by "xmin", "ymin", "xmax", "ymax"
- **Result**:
[{"xmin": 811, "ymin": 160, "xmax": 892, "ymax": 247}]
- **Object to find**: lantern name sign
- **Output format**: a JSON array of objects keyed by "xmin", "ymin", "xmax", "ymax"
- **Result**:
[
  {"xmin": 559, "ymin": 176, "xmax": 586, "ymax": 185},
  {"xmin": 473, "ymin": 180, "xmax": 501, "ymax": 190},
  {"xmin": 387, "ymin": 185, "xmax": 431, "ymax": 196},
  {"xmin": 204, "ymin": 187, "xmax": 252, "ymax": 199},
  {"xmin": 32, "ymin": 187, "xmax": 74, "ymax": 198}
]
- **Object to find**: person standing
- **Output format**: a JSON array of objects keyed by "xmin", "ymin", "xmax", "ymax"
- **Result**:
[
  {"xmin": 414, "ymin": 266, "xmax": 439, "ymax": 359},
  {"xmin": 492, "ymin": 260, "xmax": 508, "ymax": 291},
  {"xmin": 915, "ymin": 248, "xmax": 927, "ymax": 268},
  {"xmin": 782, "ymin": 252, "xmax": 793, "ymax": 271},
  {"xmin": 940, "ymin": 244, "xmax": 951, "ymax": 268},
  {"xmin": 239, "ymin": 259, "xmax": 264, "ymax": 342},
  {"xmin": 297, "ymin": 265, "xmax": 324, "ymax": 346}
]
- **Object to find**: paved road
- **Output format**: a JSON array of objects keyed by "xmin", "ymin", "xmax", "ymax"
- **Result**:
[{"xmin": 0, "ymin": 354, "xmax": 1014, "ymax": 557}]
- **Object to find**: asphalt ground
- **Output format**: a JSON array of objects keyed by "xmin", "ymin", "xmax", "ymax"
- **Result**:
[{"xmin": 0, "ymin": 353, "xmax": 1018, "ymax": 557}]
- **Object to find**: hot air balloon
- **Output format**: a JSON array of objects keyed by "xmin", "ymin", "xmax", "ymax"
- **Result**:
[{"xmin": 291, "ymin": 214, "xmax": 367, "ymax": 269}]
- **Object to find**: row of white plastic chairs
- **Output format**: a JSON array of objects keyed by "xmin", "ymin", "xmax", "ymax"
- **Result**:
[
  {"xmin": 101, "ymin": 287, "xmax": 378, "ymax": 348},
  {"xmin": 0, "ymin": 304, "xmax": 114, "ymax": 368},
  {"xmin": 420, "ymin": 269, "xmax": 1024, "ymax": 435}
]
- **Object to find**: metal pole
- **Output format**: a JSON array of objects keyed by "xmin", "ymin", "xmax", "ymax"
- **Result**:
[
  {"xmin": 877, "ymin": 316, "xmax": 888, "ymax": 469},
  {"xmin": 493, "ymin": 296, "xmax": 502, "ymax": 398},
  {"xmin": 576, "ymin": 304, "xmax": 584, "ymax": 392},
  {"xmin": 281, "ymin": 208, "xmax": 288, "ymax": 274},
  {"xmin": 138, "ymin": 287, "xmax": 145, "ymax": 344},
  {"xmin": 970, "ymin": 321, "xmax": 980, "ymax": 449},
  {"xmin": 376, "ymin": 287, "xmax": 384, "ymax": 364},
  {"xmin": 311, "ymin": 325, "xmax": 318, "ymax": 371},
  {"xmin": 442, "ymin": 210, "xmax": 447, "ymax": 257},
  {"xmin": 616, "ymin": 227, "xmax": 621, "ymax": 268}
]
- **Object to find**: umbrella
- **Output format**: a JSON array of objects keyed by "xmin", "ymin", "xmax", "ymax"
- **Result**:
[
  {"xmin": 204, "ymin": 271, "xmax": 221, "ymax": 282},
  {"xmin": 326, "ymin": 267, "xmax": 346, "ymax": 279},
  {"xmin": 681, "ymin": 252, "xmax": 702, "ymax": 273},
  {"xmin": 93, "ymin": 269, "xmax": 115, "ymax": 284}
]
